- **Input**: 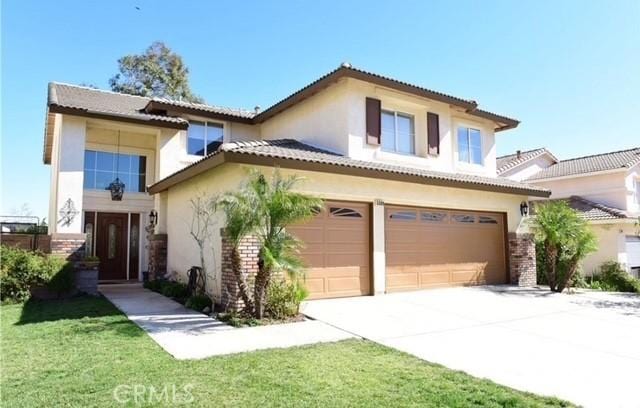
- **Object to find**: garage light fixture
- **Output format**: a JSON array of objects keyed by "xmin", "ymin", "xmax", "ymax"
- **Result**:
[{"xmin": 520, "ymin": 201, "xmax": 529, "ymax": 217}]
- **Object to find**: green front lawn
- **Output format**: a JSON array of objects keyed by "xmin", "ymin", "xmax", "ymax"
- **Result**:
[{"xmin": 1, "ymin": 296, "xmax": 572, "ymax": 407}]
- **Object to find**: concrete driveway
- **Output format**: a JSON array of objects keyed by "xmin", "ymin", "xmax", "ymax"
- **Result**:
[{"xmin": 302, "ymin": 286, "xmax": 640, "ymax": 408}]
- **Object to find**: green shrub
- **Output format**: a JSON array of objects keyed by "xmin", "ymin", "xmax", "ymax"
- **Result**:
[
  {"xmin": 591, "ymin": 261, "xmax": 640, "ymax": 293},
  {"xmin": 143, "ymin": 279, "xmax": 164, "ymax": 292},
  {"xmin": 43, "ymin": 257, "xmax": 75, "ymax": 295},
  {"xmin": 0, "ymin": 245, "xmax": 73, "ymax": 302},
  {"xmin": 265, "ymin": 279, "xmax": 308, "ymax": 319},
  {"xmin": 217, "ymin": 312, "xmax": 260, "ymax": 327},
  {"xmin": 185, "ymin": 294, "xmax": 212, "ymax": 312},
  {"xmin": 160, "ymin": 281, "xmax": 189, "ymax": 300}
]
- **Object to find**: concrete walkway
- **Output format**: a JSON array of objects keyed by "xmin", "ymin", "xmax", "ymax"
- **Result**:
[
  {"xmin": 302, "ymin": 286, "xmax": 640, "ymax": 408},
  {"xmin": 100, "ymin": 284, "xmax": 354, "ymax": 359}
]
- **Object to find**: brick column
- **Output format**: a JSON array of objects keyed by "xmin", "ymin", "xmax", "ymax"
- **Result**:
[
  {"xmin": 149, "ymin": 234, "xmax": 167, "ymax": 280},
  {"xmin": 508, "ymin": 232, "xmax": 537, "ymax": 286},
  {"xmin": 220, "ymin": 229, "xmax": 260, "ymax": 312},
  {"xmin": 50, "ymin": 233, "xmax": 86, "ymax": 261}
]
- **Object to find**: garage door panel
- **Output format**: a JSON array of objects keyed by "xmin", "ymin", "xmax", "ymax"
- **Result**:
[
  {"xmin": 325, "ymin": 227, "xmax": 366, "ymax": 242},
  {"xmin": 290, "ymin": 201, "xmax": 370, "ymax": 299},
  {"xmin": 386, "ymin": 206, "xmax": 507, "ymax": 292}
]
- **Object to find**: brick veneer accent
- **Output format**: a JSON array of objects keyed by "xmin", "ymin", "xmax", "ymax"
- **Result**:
[
  {"xmin": 149, "ymin": 234, "xmax": 168, "ymax": 280},
  {"xmin": 50, "ymin": 233, "xmax": 86, "ymax": 260},
  {"xmin": 508, "ymin": 232, "xmax": 537, "ymax": 286},
  {"xmin": 220, "ymin": 229, "xmax": 260, "ymax": 312}
]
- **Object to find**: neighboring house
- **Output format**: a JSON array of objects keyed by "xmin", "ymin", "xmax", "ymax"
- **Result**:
[
  {"xmin": 498, "ymin": 147, "xmax": 640, "ymax": 276},
  {"xmin": 43, "ymin": 63, "xmax": 549, "ymax": 304}
]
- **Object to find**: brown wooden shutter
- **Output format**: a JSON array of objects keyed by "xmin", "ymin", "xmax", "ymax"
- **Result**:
[
  {"xmin": 427, "ymin": 112, "xmax": 440, "ymax": 155},
  {"xmin": 366, "ymin": 97, "xmax": 381, "ymax": 145}
]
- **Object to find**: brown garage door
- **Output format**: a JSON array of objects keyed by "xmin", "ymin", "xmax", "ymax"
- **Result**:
[
  {"xmin": 288, "ymin": 201, "xmax": 371, "ymax": 299},
  {"xmin": 385, "ymin": 205, "xmax": 507, "ymax": 292}
]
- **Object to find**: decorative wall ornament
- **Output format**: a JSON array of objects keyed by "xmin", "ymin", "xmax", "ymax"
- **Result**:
[{"xmin": 58, "ymin": 198, "xmax": 79, "ymax": 227}]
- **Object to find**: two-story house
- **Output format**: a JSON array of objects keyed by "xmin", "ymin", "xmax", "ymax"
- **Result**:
[
  {"xmin": 498, "ymin": 148, "xmax": 640, "ymax": 276},
  {"xmin": 44, "ymin": 63, "xmax": 549, "ymax": 303}
]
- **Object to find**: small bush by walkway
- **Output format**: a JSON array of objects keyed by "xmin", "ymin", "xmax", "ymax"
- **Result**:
[{"xmin": 1, "ymin": 296, "xmax": 573, "ymax": 407}]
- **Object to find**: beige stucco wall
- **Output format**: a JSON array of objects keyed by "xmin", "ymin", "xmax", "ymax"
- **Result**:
[
  {"xmin": 260, "ymin": 79, "xmax": 351, "ymax": 155},
  {"xmin": 582, "ymin": 223, "xmax": 637, "ymax": 275},
  {"xmin": 532, "ymin": 172, "xmax": 629, "ymax": 210},
  {"xmin": 50, "ymin": 115, "xmax": 87, "ymax": 234},
  {"xmin": 624, "ymin": 165, "xmax": 640, "ymax": 214},
  {"xmin": 501, "ymin": 155, "xmax": 557, "ymax": 182},
  {"xmin": 259, "ymin": 78, "xmax": 502, "ymax": 178},
  {"xmin": 163, "ymin": 163, "xmax": 528, "ymax": 300},
  {"xmin": 344, "ymin": 78, "xmax": 499, "ymax": 177}
]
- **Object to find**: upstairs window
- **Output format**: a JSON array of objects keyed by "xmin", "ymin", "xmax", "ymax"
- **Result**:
[
  {"xmin": 381, "ymin": 111, "xmax": 415, "ymax": 155},
  {"xmin": 188, "ymin": 121, "xmax": 223, "ymax": 156},
  {"xmin": 457, "ymin": 127, "xmax": 482, "ymax": 165},
  {"xmin": 83, "ymin": 150, "xmax": 146, "ymax": 193}
]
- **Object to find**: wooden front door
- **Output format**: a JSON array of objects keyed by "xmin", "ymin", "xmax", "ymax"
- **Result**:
[{"xmin": 96, "ymin": 213, "xmax": 129, "ymax": 280}]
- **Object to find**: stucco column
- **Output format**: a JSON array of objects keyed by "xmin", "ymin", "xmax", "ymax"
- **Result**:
[
  {"xmin": 372, "ymin": 199, "xmax": 386, "ymax": 295},
  {"xmin": 53, "ymin": 116, "xmax": 86, "ymax": 234}
]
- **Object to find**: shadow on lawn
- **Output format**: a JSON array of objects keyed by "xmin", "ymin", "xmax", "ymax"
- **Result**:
[{"xmin": 16, "ymin": 296, "xmax": 144, "ymax": 337}]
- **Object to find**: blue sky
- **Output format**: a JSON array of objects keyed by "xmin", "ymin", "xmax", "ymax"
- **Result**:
[{"xmin": 2, "ymin": 0, "xmax": 639, "ymax": 219}]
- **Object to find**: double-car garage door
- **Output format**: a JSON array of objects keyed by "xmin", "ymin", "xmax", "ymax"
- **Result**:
[
  {"xmin": 385, "ymin": 205, "xmax": 507, "ymax": 292},
  {"xmin": 290, "ymin": 201, "xmax": 507, "ymax": 300}
]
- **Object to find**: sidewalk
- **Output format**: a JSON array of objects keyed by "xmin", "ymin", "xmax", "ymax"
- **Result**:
[{"xmin": 100, "ymin": 283, "xmax": 354, "ymax": 359}]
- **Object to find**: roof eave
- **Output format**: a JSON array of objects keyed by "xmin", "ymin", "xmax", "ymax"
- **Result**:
[
  {"xmin": 147, "ymin": 150, "xmax": 550, "ymax": 198},
  {"xmin": 252, "ymin": 66, "xmax": 518, "ymax": 128},
  {"xmin": 527, "ymin": 167, "xmax": 630, "ymax": 182},
  {"xmin": 48, "ymin": 104, "xmax": 188, "ymax": 130},
  {"xmin": 588, "ymin": 218, "xmax": 636, "ymax": 224},
  {"xmin": 143, "ymin": 100, "xmax": 254, "ymax": 124}
]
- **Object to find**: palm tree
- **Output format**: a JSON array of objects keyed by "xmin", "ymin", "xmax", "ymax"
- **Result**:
[
  {"xmin": 531, "ymin": 201, "xmax": 597, "ymax": 292},
  {"xmin": 217, "ymin": 169, "xmax": 322, "ymax": 318},
  {"xmin": 215, "ymin": 190, "xmax": 259, "ymax": 312}
]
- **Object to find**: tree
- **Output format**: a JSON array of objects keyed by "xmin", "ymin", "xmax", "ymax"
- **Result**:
[
  {"xmin": 188, "ymin": 192, "xmax": 219, "ymax": 297},
  {"xmin": 531, "ymin": 201, "xmax": 597, "ymax": 292},
  {"xmin": 109, "ymin": 41, "xmax": 203, "ymax": 103},
  {"xmin": 216, "ymin": 170, "xmax": 322, "ymax": 318}
]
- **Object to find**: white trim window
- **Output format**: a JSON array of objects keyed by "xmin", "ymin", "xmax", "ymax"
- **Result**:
[
  {"xmin": 457, "ymin": 126, "xmax": 482, "ymax": 165},
  {"xmin": 83, "ymin": 150, "xmax": 146, "ymax": 192},
  {"xmin": 635, "ymin": 178, "xmax": 640, "ymax": 205},
  {"xmin": 187, "ymin": 121, "xmax": 224, "ymax": 156},
  {"xmin": 381, "ymin": 110, "xmax": 415, "ymax": 154}
]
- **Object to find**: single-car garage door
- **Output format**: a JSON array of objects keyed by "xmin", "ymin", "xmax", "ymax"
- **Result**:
[
  {"xmin": 385, "ymin": 205, "xmax": 507, "ymax": 292},
  {"xmin": 289, "ymin": 201, "xmax": 371, "ymax": 299}
]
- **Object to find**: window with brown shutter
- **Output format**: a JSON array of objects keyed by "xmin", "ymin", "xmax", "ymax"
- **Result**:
[
  {"xmin": 366, "ymin": 97, "xmax": 381, "ymax": 145},
  {"xmin": 427, "ymin": 112, "xmax": 440, "ymax": 155}
]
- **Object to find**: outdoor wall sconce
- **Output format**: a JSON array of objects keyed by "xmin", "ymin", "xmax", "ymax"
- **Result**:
[
  {"xmin": 520, "ymin": 201, "xmax": 529, "ymax": 217},
  {"xmin": 148, "ymin": 210, "xmax": 158, "ymax": 227}
]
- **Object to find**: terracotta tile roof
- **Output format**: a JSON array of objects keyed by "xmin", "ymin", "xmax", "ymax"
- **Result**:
[
  {"xmin": 147, "ymin": 97, "xmax": 256, "ymax": 119},
  {"xmin": 253, "ymin": 64, "xmax": 519, "ymax": 130},
  {"xmin": 148, "ymin": 139, "xmax": 550, "ymax": 197},
  {"xmin": 532, "ymin": 196, "xmax": 630, "ymax": 221},
  {"xmin": 496, "ymin": 148, "xmax": 558, "ymax": 175},
  {"xmin": 47, "ymin": 82, "xmax": 188, "ymax": 126},
  {"xmin": 526, "ymin": 147, "xmax": 640, "ymax": 180},
  {"xmin": 47, "ymin": 63, "xmax": 519, "ymax": 130}
]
